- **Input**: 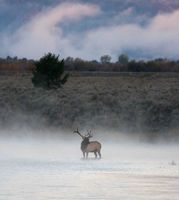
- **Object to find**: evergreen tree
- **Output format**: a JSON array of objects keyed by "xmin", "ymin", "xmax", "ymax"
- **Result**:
[{"xmin": 32, "ymin": 53, "xmax": 69, "ymax": 89}]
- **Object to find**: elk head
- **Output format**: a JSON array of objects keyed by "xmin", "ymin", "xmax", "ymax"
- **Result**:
[{"xmin": 86, "ymin": 130, "xmax": 93, "ymax": 139}]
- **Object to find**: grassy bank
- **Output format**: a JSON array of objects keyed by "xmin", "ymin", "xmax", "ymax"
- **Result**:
[{"xmin": 0, "ymin": 72, "xmax": 179, "ymax": 138}]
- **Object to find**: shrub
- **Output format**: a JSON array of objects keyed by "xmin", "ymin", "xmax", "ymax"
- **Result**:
[{"xmin": 32, "ymin": 53, "xmax": 69, "ymax": 89}]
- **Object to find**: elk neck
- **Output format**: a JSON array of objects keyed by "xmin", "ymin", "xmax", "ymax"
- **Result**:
[{"xmin": 81, "ymin": 137, "xmax": 90, "ymax": 151}]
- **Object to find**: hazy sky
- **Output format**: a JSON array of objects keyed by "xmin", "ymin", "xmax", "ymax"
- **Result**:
[{"xmin": 0, "ymin": 0, "xmax": 179, "ymax": 60}]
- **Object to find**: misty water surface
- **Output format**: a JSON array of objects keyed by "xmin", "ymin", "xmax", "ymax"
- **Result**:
[{"xmin": 0, "ymin": 130, "xmax": 179, "ymax": 200}]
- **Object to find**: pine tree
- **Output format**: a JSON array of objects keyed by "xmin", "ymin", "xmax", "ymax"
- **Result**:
[{"xmin": 32, "ymin": 53, "xmax": 69, "ymax": 89}]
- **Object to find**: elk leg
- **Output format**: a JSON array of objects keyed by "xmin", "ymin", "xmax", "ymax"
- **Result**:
[
  {"xmin": 83, "ymin": 151, "xmax": 85, "ymax": 158},
  {"xmin": 94, "ymin": 151, "xmax": 97, "ymax": 158},
  {"xmin": 86, "ymin": 152, "xmax": 89, "ymax": 159},
  {"xmin": 98, "ymin": 151, "xmax": 101, "ymax": 159}
]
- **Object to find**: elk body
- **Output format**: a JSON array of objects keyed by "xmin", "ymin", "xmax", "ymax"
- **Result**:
[{"xmin": 74, "ymin": 129, "xmax": 102, "ymax": 159}]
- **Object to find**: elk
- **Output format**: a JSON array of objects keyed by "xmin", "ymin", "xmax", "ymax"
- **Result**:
[{"xmin": 74, "ymin": 129, "xmax": 102, "ymax": 159}]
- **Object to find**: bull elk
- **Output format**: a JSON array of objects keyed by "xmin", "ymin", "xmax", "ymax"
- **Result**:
[{"xmin": 74, "ymin": 129, "xmax": 102, "ymax": 159}]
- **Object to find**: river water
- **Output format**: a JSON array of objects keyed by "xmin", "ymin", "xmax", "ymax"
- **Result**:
[{"xmin": 0, "ymin": 136, "xmax": 179, "ymax": 200}]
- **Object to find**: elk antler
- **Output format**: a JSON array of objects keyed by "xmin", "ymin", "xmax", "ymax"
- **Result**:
[
  {"xmin": 74, "ymin": 128, "xmax": 85, "ymax": 139},
  {"xmin": 86, "ymin": 130, "xmax": 93, "ymax": 138}
]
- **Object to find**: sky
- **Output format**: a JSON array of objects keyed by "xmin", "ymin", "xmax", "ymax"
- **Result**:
[{"xmin": 0, "ymin": 0, "xmax": 179, "ymax": 61}]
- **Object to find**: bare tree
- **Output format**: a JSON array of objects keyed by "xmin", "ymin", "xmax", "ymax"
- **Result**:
[{"xmin": 100, "ymin": 55, "xmax": 111, "ymax": 64}]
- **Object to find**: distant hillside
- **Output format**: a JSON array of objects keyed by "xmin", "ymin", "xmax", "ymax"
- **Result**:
[{"xmin": 0, "ymin": 72, "xmax": 179, "ymax": 139}]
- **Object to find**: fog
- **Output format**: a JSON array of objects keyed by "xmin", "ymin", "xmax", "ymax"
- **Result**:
[{"xmin": 0, "ymin": 129, "xmax": 179, "ymax": 199}]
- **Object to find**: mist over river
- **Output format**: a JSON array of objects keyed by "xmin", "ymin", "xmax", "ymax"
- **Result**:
[
  {"xmin": 0, "ymin": 131, "xmax": 179, "ymax": 200},
  {"xmin": 1, "ymin": 0, "xmax": 179, "ymax": 199}
]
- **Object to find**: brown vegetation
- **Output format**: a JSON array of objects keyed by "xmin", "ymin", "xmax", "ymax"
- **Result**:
[
  {"xmin": 0, "ymin": 58, "xmax": 34, "ymax": 72},
  {"xmin": 0, "ymin": 56, "xmax": 179, "ymax": 73}
]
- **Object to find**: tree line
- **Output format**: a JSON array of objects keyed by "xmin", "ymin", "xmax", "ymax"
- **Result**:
[
  {"xmin": 64, "ymin": 54, "xmax": 179, "ymax": 72},
  {"xmin": 0, "ymin": 54, "xmax": 179, "ymax": 73}
]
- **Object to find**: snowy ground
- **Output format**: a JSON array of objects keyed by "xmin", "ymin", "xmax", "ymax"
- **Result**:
[{"xmin": 0, "ymin": 135, "xmax": 179, "ymax": 200}]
